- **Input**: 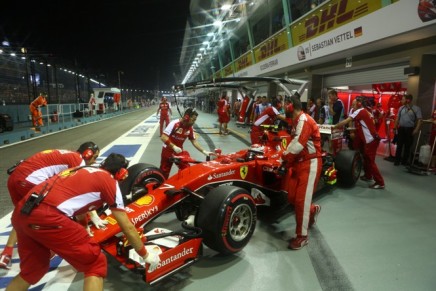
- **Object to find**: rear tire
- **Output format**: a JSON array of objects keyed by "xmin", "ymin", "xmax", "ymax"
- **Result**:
[
  {"xmin": 196, "ymin": 185, "xmax": 256, "ymax": 255},
  {"xmin": 335, "ymin": 150, "xmax": 362, "ymax": 188},
  {"xmin": 119, "ymin": 163, "xmax": 165, "ymax": 204}
]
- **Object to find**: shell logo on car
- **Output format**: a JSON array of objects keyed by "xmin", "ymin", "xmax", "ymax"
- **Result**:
[
  {"xmin": 134, "ymin": 195, "xmax": 155, "ymax": 207},
  {"xmin": 240, "ymin": 166, "xmax": 248, "ymax": 179}
]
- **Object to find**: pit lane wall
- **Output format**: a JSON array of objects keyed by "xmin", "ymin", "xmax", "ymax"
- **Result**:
[{"xmin": 218, "ymin": 0, "xmax": 435, "ymax": 78}]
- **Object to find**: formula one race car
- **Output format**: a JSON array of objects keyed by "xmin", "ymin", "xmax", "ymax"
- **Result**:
[
  {"xmin": 89, "ymin": 77, "xmax": 362, "ymax": 286},
  {"xmin": 89, "ymin": 125, "xmax": 361, "ymax": 286}
]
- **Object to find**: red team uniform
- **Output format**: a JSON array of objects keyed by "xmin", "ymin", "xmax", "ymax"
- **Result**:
[
  {"xmin": 7, "ymin": 149, "xmax": 85, "ymax": 205},
  {"xmin": 282, "ymin": 111, "xmax": 322, "ymax": 240},
  {"xmin": 12, "ymin": 167, "xmax": 124, "ymax": 284},
  {"xmin": 250, "ymin": 106, "xmax": 281, "ymax": 144},
  {"xmin": 157, "ymin": 99, "xmax": 172, "ymax": 136},
  {"xmin": 350, "ymin": 107, "xmax": 384, "ymax": 187},
  {"xmin": 160, "ymin": 119, "xmax": 196, "ymax": 178},
  {"xmin": 217, "ymin": 98, "xmax": 230, "ymax": 123}
]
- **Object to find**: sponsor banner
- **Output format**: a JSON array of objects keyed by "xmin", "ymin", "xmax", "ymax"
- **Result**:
[
  {"xmin": 235, "ymin": 0, "xmax": 436, "ymax": 77},
  {"xmin": 254, "ymin": 30, "xmax": 289, "ymax": 63},
  {"xmin": 291, "ymin": 0, "xmax": 381, "ymax": 46},
  {"xmin": 235, "ymin": 52, "xmax": 253, "ymax": 71},
  {"xmin": 223, "ymin": 64, "xmax": 234, "ymax": 76}
]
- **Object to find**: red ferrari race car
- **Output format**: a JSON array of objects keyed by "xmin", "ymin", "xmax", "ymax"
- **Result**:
[{"xmin": 88, "ymin": 77, "xmax": 362, "ymax": 286}]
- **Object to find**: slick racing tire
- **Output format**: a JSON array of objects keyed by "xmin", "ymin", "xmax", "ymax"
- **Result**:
[
  {"xmin": 196, "ymin": 185, "xmax": 256, "ymax": 255},
  {"xmin": 119, "ymin": 163, "xmax": 165, "ymax": 204},
  {"xmin": 335, "ymin": 150, "xmax": 362, "ymax": 188}
]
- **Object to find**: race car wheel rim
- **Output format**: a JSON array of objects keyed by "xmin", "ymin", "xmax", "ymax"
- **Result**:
[{"xmin": 229, "ymin": 204, "xmax": 253, "ymax": 242}]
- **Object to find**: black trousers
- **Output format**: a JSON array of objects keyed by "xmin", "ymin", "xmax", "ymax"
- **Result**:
[{"xmin": 395, "ymin": 127, "xmax": 414, "ymax": 164}]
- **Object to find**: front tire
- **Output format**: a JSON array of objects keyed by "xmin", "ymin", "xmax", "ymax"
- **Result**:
[
  {"xmin": 196, "ymin": 186, "xmax": 256, "ymax": 255},
  {"xmin": 119, "ymin": 163, "xmax": 165, "ymax": 204}
]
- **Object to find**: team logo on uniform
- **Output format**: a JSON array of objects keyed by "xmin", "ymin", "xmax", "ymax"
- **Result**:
[
  {"xmin": 58, "ymin": 168, "xmax": 77, "ymax": 178},
  {"xmin": 176, "ymin": 128, "xmax": 183, "ymax": 134},
  {"xmin": 134, "ymin": 195, "xmax": 155, "ymax": 207},
  {"xmin": 240, "ymin": 166, "xmax": 248, "ymax": 179},
  {"xmin": 281, "ymin": 138, "xmax": 288, "ymax": 150}
]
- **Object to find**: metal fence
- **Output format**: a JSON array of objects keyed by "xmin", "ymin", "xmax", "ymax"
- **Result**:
[{"xmin": 0, "ymin": 53, "xmax": 97, "ymax": 106}]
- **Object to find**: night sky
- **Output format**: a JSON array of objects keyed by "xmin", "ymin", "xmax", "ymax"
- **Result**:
[{"xmin": 0, "ymin": 0, "xmax": 191, "ymax": 90}]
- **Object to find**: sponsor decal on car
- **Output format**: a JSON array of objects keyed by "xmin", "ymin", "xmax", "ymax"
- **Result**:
[
  {"xmin": 152, "ymin": 247, "xmax": 194, "ymax": 272},
  {"xmin": 131, "ymin": 206, "xmax": 159, "ymax": 225},
  {"xmin": 134, "ymin": 195, "xmax": 155, "ymax": 207},
  {"xmin": 207, "ymin": 169, "xmax": 236, "ymax": 181},
  {"xmin": 106, "ymin": 216, "xmax": 117, "ymax": 225},
  {"xmin": 240, "ymin": 165, "xmax": 248, "ymax": 179}
]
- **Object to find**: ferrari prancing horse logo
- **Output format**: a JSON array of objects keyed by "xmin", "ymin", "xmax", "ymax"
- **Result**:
[
  {"xmin": 281, "ymin": 138, "xmax": 288, "ymax": 150},
  {"xmin": 240, "ymin": 166, "xmax": 248, "ymax": 179}
]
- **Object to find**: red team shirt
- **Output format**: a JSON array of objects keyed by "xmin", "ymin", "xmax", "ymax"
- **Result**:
[
  {"xmin": 158, "ymin": 102, "xmax": 171, "ymax": 116},
  {"xmin": 254, "ymin": 106, "xmax": 281, "ymax": 126},
  {"xmin": 283, "ymin": 112, "xmax": 321, "ymax": 163},
  {"xmin": 25, "ymin": 167, "xmax": 125, "ymax": 217},
  {"xmin": 349, "ymin": 108, "xmax": 377, "ymax": 144},
  {"xmin": 162, "ymin": 119, "xmax": 196, "ymax": 148},
  {"xmin": 217, "ymin": 99, "xmax": 227, "ymax": 113},
  {"xmin": 8, "ymin": 149, "xmax": 85, "ymax": 205}
]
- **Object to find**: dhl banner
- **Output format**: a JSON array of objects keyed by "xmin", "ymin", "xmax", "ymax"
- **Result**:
[
  {"xmin": 254, "ymin": 30, "xmax": 288, "ymax": 63},
  {"xmin": 291, "ymin": 0, "xmax": 382, "ymax": 45},
  {"xmin": 223, "ymin": 64, "xmax": 234, "ymax": 76},
  {"xmin": 235, "ymin": 52, "xmax": 253, "ymax": 71}
]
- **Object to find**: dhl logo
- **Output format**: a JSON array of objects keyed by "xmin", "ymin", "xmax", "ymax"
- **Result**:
[{"xmin": 293, "ymin": 0, "xmax": 380, "ymax": 44}]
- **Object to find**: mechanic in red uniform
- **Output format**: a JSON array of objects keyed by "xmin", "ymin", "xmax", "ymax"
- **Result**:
[
  {"xmin": 281, "ymin": 95, "xmax": 322, "ymax": 250},
  {"xmin": 29, "ymin": 93, "xmax": 48, "ymax": 128},
  {"xmin": 217, "ymin": 95, "xmax": 230, "ymax": 135},
  {"xmin": 250, "ymin": 98, "xmax": 287, "ymax": 144},
  {"xmin": 6, "ymin": 153, "xmax": 160, "ymax": 291},
  {"xmin": 160, "ymin": 108, "xmax": 213, "ymax": 179},
  {"xmin": 0, "ymin": 142, "xmax": 101, "ymax": 270},
  {"xmin": 334, "ymin": 96, "xmax": 385, "ymax": 189},
  {"xmin": 156, "ymin": 96, "xmax": 172, "ymax": 136},
  {"xmin": 372, "ymin": 102, "xmax": 385, "ymax": 134}
]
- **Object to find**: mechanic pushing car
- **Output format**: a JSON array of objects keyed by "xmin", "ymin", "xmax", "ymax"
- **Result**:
[
  {"xmin": 281, "ymin": 95, "xmax": 322, "ymax": 250},
  {"xmin": 250, "ymin": 97, "xmax": 287, "ymax": 144},
  {"xmin": 334, "ymin": 96, "xmax": 385, "ymax": 189},
  {"xmin": 160, "ymin": 108, "xmax": 214, "ymax": 179},
  {"xmin": 5, "ymin": 153, "xmax": 161, "ymax": 291},
  {"xmin": 0, "ymin": 141, "xmax": 102, "ymax": 270}
]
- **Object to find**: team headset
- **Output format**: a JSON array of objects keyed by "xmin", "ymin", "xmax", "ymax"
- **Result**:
[
  {"xmin": 100, "ymin": 153, "xmax": 129, "ymax": 181},
  {"xmin": 79, "ymin": 142, "xmax": 100, "ymax": 161}
]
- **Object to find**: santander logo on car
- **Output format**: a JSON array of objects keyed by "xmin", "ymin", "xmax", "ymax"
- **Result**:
[{"xmin": 207, "ymin": 169, "xmax": 236, "ymax": 181}]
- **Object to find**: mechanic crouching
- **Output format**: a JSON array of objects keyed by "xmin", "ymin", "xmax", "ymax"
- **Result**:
[
  {"xmin": 281, "ymin": 95, "xmax": 322, "ymax": 250},
  {"xmin": 6, "ymin": 153, "xmax": 160, "ymax": 291}
]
